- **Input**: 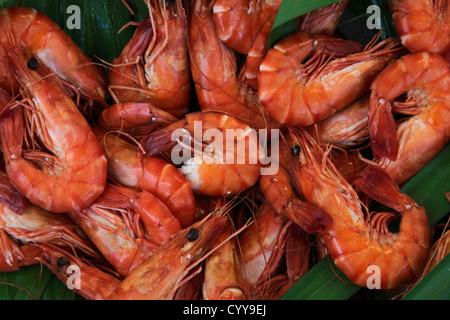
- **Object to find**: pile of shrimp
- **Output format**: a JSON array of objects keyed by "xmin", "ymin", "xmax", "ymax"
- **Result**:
[{"xmin": 0, "ymin": 0, "xmax": 448, "ymax": 300}]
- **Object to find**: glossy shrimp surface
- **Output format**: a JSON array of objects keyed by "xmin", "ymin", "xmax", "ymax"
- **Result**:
[
  {"xmin": 258, "ymin": 32, "xmax": 403, "ymax": 126},
  {"xmin": 0, "ymin": 7, "xmax": 108, "ymax": 107},
  {"xmin": 94, "ymin": 129, "xmax": 195, "ymax": 228},
  {"xmin": 289, "ymin": 128, "xmax": 430, "ymax": 290},
  {"xmin": 140, "ymin": 111, "xmax": 264, "ymax": 197},
  {"xmin": 369, "ymin": 52, "xmax": 450, "ymax": 185},
  {"xmin": 0, "ymin": 51, "xmax": 107, "ymax": 213},
  {"xmin": 109, "ymin": 0, "xmax": 191, "ymax": 118},
  {"xmin": 389, "ymin": 0, "xmax": 450, "ymax": 57}
]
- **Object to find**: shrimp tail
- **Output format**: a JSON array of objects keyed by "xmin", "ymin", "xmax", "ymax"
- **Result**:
[
  {"xmin": 0, "ymin": 171, "xmax": 26, "ymax": 214},
  {"xmin": 368, "ymin": 96, "xmax": 398, "ymax": 160},
  {"xmin": 353, "ymin": 165, "xmax": 411, "ymax": 212},
  {"xmin": 139, "ymin": 126, "xmax": 178, "ymax": 157},
  {"xmin": 284, "ymin": 199, "xmax": 332, "ymax": 233}
]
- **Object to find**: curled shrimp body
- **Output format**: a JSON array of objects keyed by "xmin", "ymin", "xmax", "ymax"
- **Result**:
[
  {"xmin": 258, "ymin": 32, "xmax": 403, "ymax": 126},
  {"xmin": 0, "ymin": 50, "xmax": 107, "ymax": 213},
  {"xmin": 389, "ymin": 0, "xmax": 450, "ymax": 57},
  {"xmin": 140, "ymin": 111, "xmax": 263, "ymax": 197},
  {"xmin": 0, "ymin": 7, "xmax": 107, "ymax": 107},
  {"xmin": 245, "ymin": 0, "xmax": 349, "ymax": 90},
  {"xmin": 109, "ymin": 0, "xmax": 191, "ymax": 118},
  {"xmin": 70, "ymin": 183, "xmax": 181, "ymax": 277},
  {"xmin": 94, "ymin": 129, "xmax": 195, "ymax": 228},
  {"xmin": 368, "ymin": 52, "xmax": 450, "ymax": 185},
  {"xmin": 212, "ymin": 0, "xmax": 282, "ymax": 55},
  {"xmin": 289, "ymin": 128, "xmax": 430, "ymax": 290},
  {"xmin": 189, "ymin": 0, "xmax": 280, "ymax": 132}
]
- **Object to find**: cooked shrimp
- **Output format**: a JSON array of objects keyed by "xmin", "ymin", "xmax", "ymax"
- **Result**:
[
  {"xmin": 289, "ymin": 128, "xmax": 430, "ymax": 290},
  {"xmin": 389, "ymin": 0, "xmax": 450, "ymax": 57},
  {"xmin": 108, "ymin": 0, "xmax": 191, "ymax": 118},
  {"xmin": 259, "ymin": 139, "xmax": 332, "ymax": 233},
  {"xmin": 238, "ymin": 202, "xmax": 291, "ymax": 298},
  {"xmin": 0, "ymin": 7, "xmax": 108, "ymax": 107},
  {"xmin": 94, "ymin": 128, "xmax": 195, "ymax": 228},
  {"xmin": 212, "ymin": 0, "xmax": 282, "ymax": 54},
  {"xmin": 97, "ymin": 102, "xmax": 178, "ymax": 139},
  {"xmin": 368, "ymin": 52, "xmax": 450, "ymax": 185},
  {"xmin": 70, "ymin": 183, "xmax": 181, "ymax": 277},
  {"xmin": 0, "ymin": 50, "xmax": 107, "ymax": 213},
  {"xmin": 245, "ymin": 0, "xmax": 349, "ymax": 90},
  {"xmin": 140, "ymin": 111, "xmax": 264, "ymax": 197},
  {"xmin": 258, "ymin": 32, "xmax": 404, "ymax": 126},
  {"xmin": 189, "ymin": 0, "xmax": 280, "ymax": 131},
  {"xmin": 202, "ymin": 213, "xmax": 245, "ymax": 300}
]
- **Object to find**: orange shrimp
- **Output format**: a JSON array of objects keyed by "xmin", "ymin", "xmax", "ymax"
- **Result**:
[
  {"xmin": 0, "ymin": 172, "xmax": 101, "ymax": 272},
  {"xmin": 0, "ymin": 7, "xmax": 108, "ymax": 108},
  {"xmin": 212, "ymin": 0, "xmax": 282, "ymax": 55},
  {"xmin": 259, "ymin": 139, "xmax": 332, "ymax": 233},
  {"xmin": 0, "ymin": 49, "xmax": 107, "ymax": 213},
  {"xmin": 94, "ymin": 129, "xmax": 195, "ymax": 228},
  {"xmin": 289, "ymin": 128, "xmax": 430, "ymax": 290},
  {"xmin": 189, "ymin": 0, "xmax": 280, "ymax": 131},
  {"xmin": 108, "ymin": 0, "xmax": 191, "ymax": 118},
  {"xmin": 368, "ymin": 52, "xmax": 450, "ymax": 186},
  {"xmin": 245, "ymin": 0, "xmax": 350, "ymax": 90},
  {"xmin": 238, "ymin": 202, "xmax": 291, "ymax": 298},
  {"xmin": 41, "ymin": 208, "xmax": 229, "ymax": 300},
  {"xmin": 140, "ymin": 111, "xmax": 264, "ymax": 197},
  {"xmin": 70, "ymin": 183, "xmax": 181, "ymax": 277},
  {"xmin": 202, "ymin": 214, "xmax": 245, "ymax": 300},
  {"xmin": 389, "ymin": 0, "xmax": 450, "ymax": 57},
  {"xmin": 258, "ymin": 32, "xmax": 404, "ymax": 126},
  {"xmin": 97, "ymin": 102, "xmax": 178, "ymax": 139}
]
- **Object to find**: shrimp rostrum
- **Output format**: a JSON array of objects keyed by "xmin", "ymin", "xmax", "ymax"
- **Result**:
[{"xmin": 289, "ymin": 128, "xmax": 430, "ymax": 290}]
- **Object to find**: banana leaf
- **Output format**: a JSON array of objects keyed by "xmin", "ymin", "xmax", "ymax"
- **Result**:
[{"xmin": 0, "ymin": 0, "xmax": 448, "ymax": 301}]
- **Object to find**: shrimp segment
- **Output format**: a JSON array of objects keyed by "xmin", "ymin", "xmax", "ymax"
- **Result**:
[
  {"xmin": 289, "ymin": 128, "xmax": 430, "ymax": 290},
  {"xmin": 94, "ymin": 129, "xmax": 195, "ymax": 228},
  {"xmin": 0, "ymin": 50, "xmax": 107, "ymax": 213},
  {"xmin": 258, "ymin": 32, "xmax": 403, "ymax": 126},
  {"xmin": 0, "ymin": 7, "xmax": 107, "ymax": 107},
  {"xmin": 369, "ymin": 52, "xmax": 450, "ymax": 185},
  {"xmin": 389, "ymin": 0, "xmax": 450, "ymax": 56}
]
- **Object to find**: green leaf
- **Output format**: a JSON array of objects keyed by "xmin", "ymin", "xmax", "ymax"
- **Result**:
[{"xmin": 402, "ymin": 254, "xmax": 450, "ymax": 300}]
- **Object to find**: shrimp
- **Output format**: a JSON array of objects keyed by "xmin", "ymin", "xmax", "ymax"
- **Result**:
[
  {"xmin": 368, "ymin": 52, "xmax": 450, "ymax": 186},
  {"xmin": 245, "ymin": 0, "xmax": 350, "ymax": 90},
  {"xmin": 93, "ymin": 129, "xmax": 195, "ymax": 228},
  {"xmin": 258, "ymin": 32, "xmax": 404, "ymax": 126},
  {"xmin": 97, "ymin": 102, "xmax": 178, "ymax": 140},
  {"xmin": 389, "ymin": 0, "xmax": 450, "ymax": 57},
  {"xmin": 259, "ymin": 139, "xmax": 332, "ymax": 233},
  {"xmin": 0, "ymin": 49, "xmax": 107, "ymax": 213},
  {"xmin": 212, "ymin": 0, "xmax": 282, "ymax": 55},
  {"xmin": 70, "ymin": 183, "xmax": 181, "ymax": 277},
  {"xmin": 0, "ymin": 7, "xmax": 108, "ymax": 108},
  {"xmin": 189, "ymin": 0, "xmax": 280, "ymax": 131},
  {"xmin": 202, "ymin": 214, "xmax": 245, "ymax": 300},
  {"xmin": 108, "ymin": 0, "xmax": 191, "ymax": 118},
  {"xmin": 0, "ymin": 171, "xmax": 101, "ymax": 272},
  {"xmin": 139, "ymin": 111, "xmax": 264, "ymax": 197},
  {"xmin": 306, "ymin": 95, "xmax": 370, "ymax": 148},
  {"xmin": 41, "ymin": 207, "xmax": 229, "ymax": 300},
  {"xmin": 238, "ymin": 202, "xmax": 291, "ymax": 298},
  {"xmin": 289, "ymin": 128, "xmax": 430, "ymax": 290}
]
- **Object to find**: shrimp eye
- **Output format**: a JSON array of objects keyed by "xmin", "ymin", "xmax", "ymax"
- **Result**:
[
  {"xmin": 27, "ymin": 57, "xmax": 39, "ymax": 70},
  {"xmin": 291, "ymin": 145, "xmax": 301, "ymax": 156},
  {"xmin": 187, "ymin": 228, "xmax": 199, "ymax": 241},
  {"xmin": 57, "ymin": 257, "xmax": 70, "ymax": 267}
]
